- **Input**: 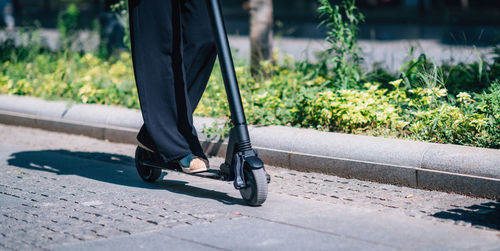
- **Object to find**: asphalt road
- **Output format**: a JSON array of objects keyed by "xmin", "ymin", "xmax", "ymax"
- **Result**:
[{"xmin": 0, "ymin": 124, "xmax": 499, "ymax": 250}]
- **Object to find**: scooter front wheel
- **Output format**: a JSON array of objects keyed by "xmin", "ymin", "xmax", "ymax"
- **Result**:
[
  {"xmin": 135, "ymin": 146, "xmax": 162, "ymax": 182},
  {"xmin": 240, "ymin": 167, "xmax": 268, "ymax": 206}
]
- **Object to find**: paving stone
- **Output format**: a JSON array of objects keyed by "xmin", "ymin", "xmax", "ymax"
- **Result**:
[{"xmin": 0, "ymin": 124, "xmax": 498, "ymax": 250}]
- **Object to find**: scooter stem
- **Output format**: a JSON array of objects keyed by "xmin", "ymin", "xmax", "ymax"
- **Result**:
[{"xmin": 206, "ymin": 0, "xmax": 251, "ymax": 148}]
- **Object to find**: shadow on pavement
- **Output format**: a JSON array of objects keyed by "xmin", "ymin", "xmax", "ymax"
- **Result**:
[
  {"xmin": 432, "ymin": 201, "xmax": 500, "ymax": 231},
  {"xmin": 7, "ymin": 150, "xmax": 245, "ymax": 206}
]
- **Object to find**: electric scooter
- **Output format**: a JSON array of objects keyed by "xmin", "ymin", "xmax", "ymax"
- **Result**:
[{"xmin": 134, "ymin": 0, "xmax": 269, "ymax": 206}]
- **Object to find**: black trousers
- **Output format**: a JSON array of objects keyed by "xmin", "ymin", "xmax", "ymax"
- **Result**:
[{"xmin": 128, "ymin": 0, "xmax": 217, "ymax": 162}]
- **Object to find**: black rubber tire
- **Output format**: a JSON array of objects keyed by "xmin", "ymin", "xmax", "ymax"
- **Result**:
[
  {"xmin": 135, "ymin": 146, "xmax": 162, "ymax": 182},
  {"xmin": 240, "ymin": 167, "xmax": 268, "ymax": 206}
]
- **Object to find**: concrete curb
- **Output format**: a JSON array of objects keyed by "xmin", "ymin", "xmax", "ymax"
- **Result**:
[{"xmin": 1, "ymin": 94, "xmax": 499, "ymax": 199}]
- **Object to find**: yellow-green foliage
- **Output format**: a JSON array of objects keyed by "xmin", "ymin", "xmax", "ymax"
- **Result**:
[
  {"xmin": 0, "ymin": 51, "xmax": 498, "ymax": 148},
  {"xmin": 292, "ymin": 81, "xmax": 407, "ymax": 134},
  {"xmin": 406, "ymin": 87, "xmax": 486, "ymax": 145},
  {"xmin": 292, "ymin": 79, "xmax": 493, "ymax": 147},
  {"xmin": 198, "ymin": 59, "xmax": 324, "ymax": 126},
  {"xmin": 0, "ymin": 52, "xmax": 139, "ymax": 108}
]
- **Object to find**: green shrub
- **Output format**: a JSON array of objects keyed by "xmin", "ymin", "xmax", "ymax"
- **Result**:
[
  {"xmin": 57, "ymin": 3, "xmax": 80, "ymax": 48},
  {"xmin": 289, "ymin": 77, "xmax": 498, "ymax": 147},
  {"xmin": 489, "ymin": 47, "xmax": 500, "ymax": 83},
  {"xmin": 405, "ymin": 87, "xmax": 486, "ymax": 146},
  {"xmin": 398, "ymin": 48, "xmax": 493, "ymax": 96},
  {"xmin": 1, "ymin": 0, "xmax": 498, "ymax": 149},
  {"xmin": 474, "ymin": 81, "xmax": 500, "ymax": 148},
  {"xmin": 363, "ymin": 63, "xmax": 397, "ymax": 89},
  {"xmin": 197, "ymin": 59, "xmax": 325, "ymax": 126},
  {"xmin": 110, "ymin": 0, "xmax": 130, "ymax": 51},
  {"xmin": 291, "ymin": 81, "xmax": 407, "ymax": 135},
  {"xmin": 441, "ymin": 61, "xmax": 490, "ymax": 96},
  {"xmin": 0, "ymin": 52, "xmax": 138, "ymax": 108},
  {"xmin": 0, "ymin": 26, "xmax": 49, "ymax": 63},
  {"xmin": 317, "ymin": 0, "xmax": 364, "ymax": 89},
  {"xmin": 0, "ymin": 49, "xmax": 498, "ymax": 148}
]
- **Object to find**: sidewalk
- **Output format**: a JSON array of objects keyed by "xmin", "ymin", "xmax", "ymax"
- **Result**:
[
  {"xmin": 2, "ymin": 124, "xmax": 498, "ymax": 250},
  {"xmin": 0, "ymin": 94, "xmax": 499, "ymax": 199}
]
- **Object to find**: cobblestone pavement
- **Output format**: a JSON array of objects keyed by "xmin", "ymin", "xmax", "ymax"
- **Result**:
[{"xmin": 0, "ymin": 124, "xmax": 499, "ymax": 250}]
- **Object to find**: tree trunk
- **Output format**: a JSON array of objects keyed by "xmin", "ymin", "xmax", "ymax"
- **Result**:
[{"xmin": 249, "ymin": 0, "xmax": 273, "ymax": 77}]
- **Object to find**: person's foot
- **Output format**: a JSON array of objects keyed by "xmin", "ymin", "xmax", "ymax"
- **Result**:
[{"xmin": 178, "ymin": 154, "xmax": 209, "ymax": 174}]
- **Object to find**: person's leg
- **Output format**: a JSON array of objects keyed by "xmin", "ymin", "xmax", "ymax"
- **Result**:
[
  {"xmin": 181, "ymin": 0, "xmax": 217, "ymax": 109},
  {"xmin": 177, "ymin": 0, "xmax": 218, "ymax": 159},
  {"xmin": 128, "ymin": 0, "xmax": 192, "ymax": 162}
]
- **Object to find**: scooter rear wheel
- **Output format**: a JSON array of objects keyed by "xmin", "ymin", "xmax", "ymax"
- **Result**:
[
  {"xmin": 240, "ymin": 167, "xmax": 268, "ymax": 206},
  {"xmin": 135, "ymin": 146, "xmax": 162, "ymax": 182}
]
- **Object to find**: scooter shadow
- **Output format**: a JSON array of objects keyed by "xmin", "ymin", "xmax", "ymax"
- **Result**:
[
  {"xmin": 6, "ymin": 150, "xmax": 246, "ymax": 206},
  {"xmin": 432, "ymin": 201, "xmax": 500, "ymax": 231}
]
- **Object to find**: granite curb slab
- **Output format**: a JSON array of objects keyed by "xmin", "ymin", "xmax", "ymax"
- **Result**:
[{"xmin": 1, "ymin": 94, "xmax": 499, "ymax": 199}]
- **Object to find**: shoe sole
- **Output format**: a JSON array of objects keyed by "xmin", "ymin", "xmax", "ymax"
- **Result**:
[
  {"xmin": 180, "ymin": 167, "xmax": 209, "ymax": 174},
  {"xmin": 181, "ymin": 158, "xmax": 209, "ymax": 174}
]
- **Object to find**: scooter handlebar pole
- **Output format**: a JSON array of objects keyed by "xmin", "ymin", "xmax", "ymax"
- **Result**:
[{"xmin": 207, "ymin": 0, "xmax": 251, "ymax": 146}]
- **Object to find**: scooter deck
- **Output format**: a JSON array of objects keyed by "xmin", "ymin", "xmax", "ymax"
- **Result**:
[{"xmin": 141, "ymin": 160, "xmax": 223, "ymax": 180}]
